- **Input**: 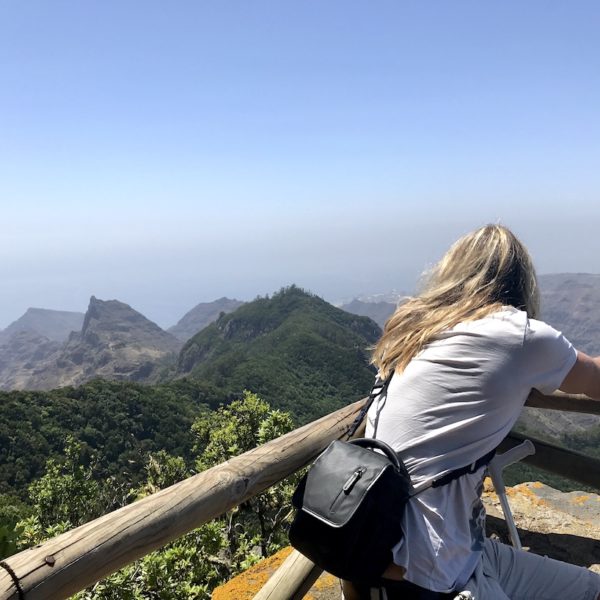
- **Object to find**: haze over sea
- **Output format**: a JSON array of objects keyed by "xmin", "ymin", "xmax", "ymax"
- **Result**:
[{"xmin": 1, "ymin": 2, "xmax": 599, "ymax": 329}]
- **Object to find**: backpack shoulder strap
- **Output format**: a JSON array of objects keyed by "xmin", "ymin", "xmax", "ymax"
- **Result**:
[
  {"xmin": 345, "ymin": 373, "xmax": 393, "ymax": 440},
  {"xmin": 431, "ymin": 448, "xmax": 496, "ymax": 488},
  {"xmin": 411, "ymin": 447, "xmax": 497, "ymax": 495}
]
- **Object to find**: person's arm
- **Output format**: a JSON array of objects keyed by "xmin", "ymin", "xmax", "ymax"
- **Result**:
[{"xmin": 559, "ymin": 350, "xmax": 600, "ymax": 399}]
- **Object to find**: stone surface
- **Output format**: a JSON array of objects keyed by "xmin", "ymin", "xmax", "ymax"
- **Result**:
[{"xmin": 483, "ymin": 479, "xmax": 600, "ymax": 575}]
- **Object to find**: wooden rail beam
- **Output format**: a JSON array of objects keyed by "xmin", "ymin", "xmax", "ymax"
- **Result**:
[
  {"xmin": 500, "ymin": 432, "xmax": 600, "ymax": 490},
  {"xmin": 525, "ymin": 389, "xmax": 600, "ymax": 414}
]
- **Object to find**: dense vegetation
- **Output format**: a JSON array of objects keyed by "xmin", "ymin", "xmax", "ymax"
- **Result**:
[
  {"xmin": 0, "ymin": 378, "xmax": 226, "ymax": 502},
  {"xmin": 177, "ymin": 286, "xmax": 380, "ymax": 423},
  {"xmin": 1, "ymin": 392, "xmax": 298, "ymax": 599}
]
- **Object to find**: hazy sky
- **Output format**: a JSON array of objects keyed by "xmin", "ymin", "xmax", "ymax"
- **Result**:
[{"xmin": 1, "ymin": 2, "xmax": 599, "ymax": 329}]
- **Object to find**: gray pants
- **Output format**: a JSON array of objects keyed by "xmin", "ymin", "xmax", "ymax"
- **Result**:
[
  {"xmin": 342, "ymin": 539, "xmax": 600, "ymax": 599},
  {"xmin": 462, "ymin": 538, "xmax": 600, "ymax": 599}
]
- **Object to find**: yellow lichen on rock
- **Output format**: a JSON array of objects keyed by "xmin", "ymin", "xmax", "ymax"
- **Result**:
[
  {"xmin": 483, "ymin": 476, "xmax": 496, "ymax": 494},
  {"xmin": 571, "ymin": 495, "xmax": 590, "ymax": 505},
  {"xmin": 507, "ymin": 483, "xmax": 547, "ymax": 506},
  {"xmin": 212, "ymin": 547, "xmax": 293, "ymax": 599}
]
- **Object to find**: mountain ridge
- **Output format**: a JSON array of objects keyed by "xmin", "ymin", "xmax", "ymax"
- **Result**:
[
  {"xmin": 0, "ymin": 308, "xmax": 84, "ymax": 343},
  {"xmin": 176, "ymin": 285, "xmax": 380, "ymax": 422}
]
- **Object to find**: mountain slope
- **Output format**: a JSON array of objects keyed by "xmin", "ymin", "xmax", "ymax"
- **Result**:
[
  {"xmin": 0, "ymin": 308, "xmax": 84, "ymax": 343},
  {"xmin": 0, "ymin": 378, "xmax": 223, "ymax": 500},
  {"xmin": 168, "ymin": 297, "xmax": 244, "ymax": 341},
  {"xmin": 339, "ymin": 299, "xmax": 396, "ymax": 328},
  {"xmin": 517, "ymin": 273, "xmax": 600, "ymax": 437},
  {"xmin": 539, "ymin": 273, "xmax": 600, "ymax": 355},
  {"xmin": 177, "ymin": 286, "xmax": 381, "ymax": 423},
  {"xmin": 0, "ymin": 331, "xmax": 62, "ymax": 390}
]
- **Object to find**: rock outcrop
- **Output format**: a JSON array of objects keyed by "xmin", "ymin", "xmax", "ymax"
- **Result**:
[
  {"xmin": 213, "ymin": 481, "xmax": 600, "ymax": 599},
  {"xmin": 483, "ymin": 479, "xmax": 600, "ymax": 574}
]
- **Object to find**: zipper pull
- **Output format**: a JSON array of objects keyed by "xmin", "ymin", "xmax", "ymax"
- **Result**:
[{"xmin": 343, "ymin": 467, "xmax": 366, "ymax": 494}]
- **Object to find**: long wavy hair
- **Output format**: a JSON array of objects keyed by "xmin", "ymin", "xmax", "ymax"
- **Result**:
[{"xmin": 372, "ymin": 224, "xmax": 540, "ymax": 378}]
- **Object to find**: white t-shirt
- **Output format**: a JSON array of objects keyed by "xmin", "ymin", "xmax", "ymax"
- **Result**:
[{"xmin": 365, "ymin": 307, "xmax": 577, "ymax": 592}]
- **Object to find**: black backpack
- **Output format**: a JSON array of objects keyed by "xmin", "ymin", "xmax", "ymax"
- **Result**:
[{"xmin": 288, "ymin": 376, "xmax": 494, "ymax": 583}]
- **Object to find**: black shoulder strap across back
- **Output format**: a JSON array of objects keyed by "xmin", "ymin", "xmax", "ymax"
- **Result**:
[
  {"xmin": 430, "ymin": 448, "xmax": 496, "ymax": 488},
  {"xmin": 345, "ymin": 372, "xmax": 394, "ymax": 439}
]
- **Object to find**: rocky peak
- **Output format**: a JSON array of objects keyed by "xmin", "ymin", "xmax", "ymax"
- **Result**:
[
  {"xmin": 79, "ymin": 296, "xmax": 180, "ymax": 351},
  {"xmin": 7, "ymin": 297, "xmax": 183, "ymax": 390}
]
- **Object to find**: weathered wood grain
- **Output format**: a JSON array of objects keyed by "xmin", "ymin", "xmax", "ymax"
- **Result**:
[
  {"xmin": 252, "ymin": 549, "xmax": 323, "ymax": 600},
  {"xmin": 525, "ymin": 389, "xmax": 600, "ymax": 414}
]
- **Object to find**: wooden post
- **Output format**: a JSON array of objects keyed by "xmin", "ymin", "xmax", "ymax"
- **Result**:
[
  {"xmin": 252, "ymin": 550, "xmax": 323, "ymax": 600},
  {"xmin": 0, "ymin": 400, "xmax": 364, "ymax": 600}
]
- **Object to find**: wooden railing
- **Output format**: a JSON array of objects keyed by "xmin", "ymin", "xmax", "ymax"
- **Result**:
[{"xmin": 1, "ymin": 392, "xmax": 599, "ymax": 600}]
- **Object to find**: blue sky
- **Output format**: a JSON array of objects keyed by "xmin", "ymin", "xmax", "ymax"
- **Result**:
[{"xmin": 1, "ymin": 2, "xmax": 599, "ymax": 328}]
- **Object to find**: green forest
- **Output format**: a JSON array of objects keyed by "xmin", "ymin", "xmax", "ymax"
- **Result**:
[
  {"xmin": 176, "ymin": 285, "xmax": 381, "ymax": 422},
  {"xmin": 1, "ymin": 391, "xmax": 299, "ymax": 599}
]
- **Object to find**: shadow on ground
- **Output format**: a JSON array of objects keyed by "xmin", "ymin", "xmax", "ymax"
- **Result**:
[{"xmin": 486, "ymin": 514, "xmax": 600, "ymax": 569}]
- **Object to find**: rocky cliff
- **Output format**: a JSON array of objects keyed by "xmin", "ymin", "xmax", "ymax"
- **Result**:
[
  {"xmin": 10, "ymin": 297, "xmax": 182, "ymax": 390},
  {"xmin": 0, "ymin": 308, "xmax": 85, "ymax": 390}
]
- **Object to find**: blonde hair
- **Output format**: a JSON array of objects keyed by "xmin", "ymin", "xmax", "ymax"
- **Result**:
[{"xmin": 372, "ymin": 224, "xmax": 540, "ymax": 377}]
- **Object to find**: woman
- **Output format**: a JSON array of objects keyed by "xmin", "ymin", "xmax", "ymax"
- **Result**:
[{"xmin": 346, "ymin": 225, "xmax": 600, "ymax": 599}]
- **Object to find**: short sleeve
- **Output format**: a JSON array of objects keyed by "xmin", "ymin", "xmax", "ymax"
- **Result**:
[{"xmin": 522, "ymin": 319, "xmax": 577, "ymax": 395}]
